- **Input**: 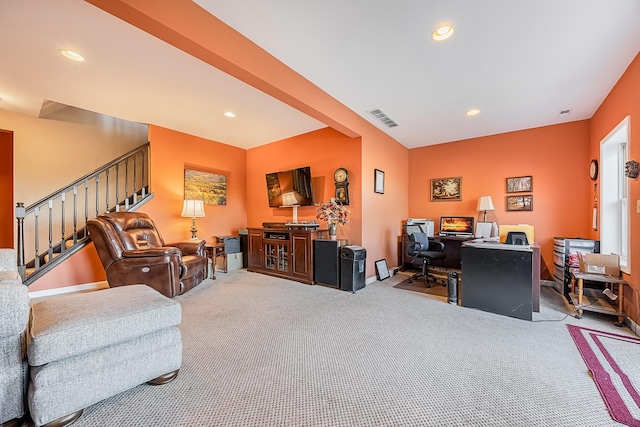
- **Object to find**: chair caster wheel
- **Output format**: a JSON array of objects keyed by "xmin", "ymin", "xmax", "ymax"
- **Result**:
[{"xmin": 574, "ymin": 314, "xmax": 582, "ymax": 319}]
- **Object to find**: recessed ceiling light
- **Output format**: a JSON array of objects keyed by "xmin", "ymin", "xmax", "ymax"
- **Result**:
[
  {"xmin": 59, "ymin": 49, "xmax": 84, "ymax": 62},
  {"xmin": 466, "ymin": 109, "xmax": 480, "ymax": 116},
  {"xmin": 224, "ymin": 111, "xmax": 236, "ymax": 118},
  {"xmin": 432, "ymin": 24, "xmax": 454, "ymax": 41}
]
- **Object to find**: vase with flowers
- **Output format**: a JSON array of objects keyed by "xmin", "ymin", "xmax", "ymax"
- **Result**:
[{"xmin": 316, "ymin": 197, "xmax": 349, "ymax": 240}]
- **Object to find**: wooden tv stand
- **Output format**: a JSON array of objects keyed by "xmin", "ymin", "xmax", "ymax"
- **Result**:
[{"xmin": 247, "ymin": 227, "xmax": 327, "ymax": 284}]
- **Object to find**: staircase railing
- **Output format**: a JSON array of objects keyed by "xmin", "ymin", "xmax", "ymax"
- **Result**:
[{"xmin": 15, "ymin": 142, "xmax": 152, "ymax": 286}]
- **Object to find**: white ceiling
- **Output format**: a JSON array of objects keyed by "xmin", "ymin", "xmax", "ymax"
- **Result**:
[{"xmin": 1, "ymin": 1, "xmax": 639, "ymax": 149}]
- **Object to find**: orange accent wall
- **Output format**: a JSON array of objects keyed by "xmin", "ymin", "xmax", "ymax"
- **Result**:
[
  {"xmin": 0, "ymin": 130, "xmax": 13, "ymax": 247},
  {"xmin": 247, "ymin": 128, "xmax": 362, "ymax": 245},
  {"xmin": 88, "ymin": 0, "xmax": 410, "ymax": 278},
  {"xmin": 409, "ymin": 120, "xmax": 592, "ymax": 279},
  {"xmin": 143, "ymin": 126, "xmax": 247, "ymax": 243},
  {"xmin": 30, "ymin": 125, "xmax": 247, "ymax": 291},
  {"xmin": 590, "ymin": 51, "xmax": 640, "ymax": 322}
]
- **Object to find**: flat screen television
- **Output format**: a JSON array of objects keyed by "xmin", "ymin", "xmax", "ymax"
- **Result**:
[
  {"xmin": 439, "ymin": 216, "xmax": 474, "ymax": 236},
  {"xmin": 266, "ymin": 166, "xmax": 315, "ymax": 207}
]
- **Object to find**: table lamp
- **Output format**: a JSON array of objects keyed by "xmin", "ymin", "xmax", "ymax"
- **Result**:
[
  {"xmin": 476, "ymin": 196, "xmax": 495, "ymax": 222},
  {"xmin": 181, "ymin": 199, "xmax": 205, "ymax": 239}
]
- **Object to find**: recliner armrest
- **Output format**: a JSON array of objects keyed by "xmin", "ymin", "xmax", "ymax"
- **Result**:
[
  {"xmin": 168, "ymin": 240, "xmax": 206, "ymax": 256},
  {"xmin": 122, "ymin": 247, "xmax": 182, "ymax": 258}
]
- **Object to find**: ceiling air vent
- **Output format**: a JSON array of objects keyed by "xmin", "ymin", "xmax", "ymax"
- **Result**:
[
  {"xmin": 558, "ymin": 108, "xmax": 572, "ymax": 118},
  {"xmin": 367, "ymin": 108, "xmax": 398, "ymax": 128}
]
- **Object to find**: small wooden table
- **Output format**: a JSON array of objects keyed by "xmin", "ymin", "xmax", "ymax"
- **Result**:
[
  {"xmin": 570, "ymin": 270, "xmax": 626, "ymax": 325},
  {"xmin": 206, "ymin": 243, "xmax": 227, "ymax": 279}
]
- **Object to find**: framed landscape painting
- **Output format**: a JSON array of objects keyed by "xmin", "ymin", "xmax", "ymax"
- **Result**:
[
  {"xmin": 184, "ymin": 168, "xmax": 227, "ymax": 205},
  {"xmin": 506, "ymin": 195, "xmax": 533, "ymax": 211},
  {"xmin": 430, "ymin": 177, "xmax": 462, "ymax": 201},
  {"xmin": 506, "ymin": 176, "xmax": 533, "ymax": 193}
]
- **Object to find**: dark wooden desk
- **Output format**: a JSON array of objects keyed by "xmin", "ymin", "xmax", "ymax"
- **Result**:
[
  {"xmin": 400, "ymin": 234, "xmax": 473, "ymax": 271},
  {"xmin": 460, "ymin": 242, "xmax": 540, "ymax": 321}
]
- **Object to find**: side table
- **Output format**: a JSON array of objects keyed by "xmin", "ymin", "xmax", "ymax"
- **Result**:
[
  {"xmin": 206, "ymin": 243, "xmax": 227, "ymax": 279},
  {"xmin": 570, "ymin": 270, "xmax": 626, "ymax": 325}
]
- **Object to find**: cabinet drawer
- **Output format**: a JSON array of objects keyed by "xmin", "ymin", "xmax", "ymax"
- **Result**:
[{"xmin": 553, "ymin": 252, "xmax": 564, "ymax": 266}]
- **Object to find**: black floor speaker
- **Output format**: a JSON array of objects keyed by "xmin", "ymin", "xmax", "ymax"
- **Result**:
[{"xmin": 314, "ymin": 239, "xmax": 340, "ymax": 287}]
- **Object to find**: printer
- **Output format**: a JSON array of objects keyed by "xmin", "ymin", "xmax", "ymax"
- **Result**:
[{"xmin": 406, "ymin": 218, "xmax": 435, "ymax": 237}]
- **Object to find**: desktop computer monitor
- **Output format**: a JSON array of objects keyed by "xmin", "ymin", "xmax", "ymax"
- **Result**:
[{"xmin": 439, "ymin": 216, "xmax": 474, "ymax": 236}]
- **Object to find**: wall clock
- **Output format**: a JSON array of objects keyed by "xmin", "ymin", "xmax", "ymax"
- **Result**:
[
  {"xmin": 334, "ymin": 167, "xmax": 348, "ymax": 184},
  {"xmin": 334, "ymin": 168, "xmax": 349, "ymax": 204},
  {"xmin": 589, "ymin": 159, "xmax": 598, "ymax": 181}
]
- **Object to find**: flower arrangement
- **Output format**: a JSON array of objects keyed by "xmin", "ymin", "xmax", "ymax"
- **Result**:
[{"xmin": 316, "ymin": 197, "xmax": 349, "ymax": 225}]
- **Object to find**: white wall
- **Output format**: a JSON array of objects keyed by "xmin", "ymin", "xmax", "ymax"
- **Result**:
[{"xmin": 0, "ymin": 108, "xmax": 148, "ymax": 207}]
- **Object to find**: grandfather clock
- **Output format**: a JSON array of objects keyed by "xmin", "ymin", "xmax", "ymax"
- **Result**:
[{"xmin": 333, "ymin": 167, "xmax": 349, "ymax": 205}]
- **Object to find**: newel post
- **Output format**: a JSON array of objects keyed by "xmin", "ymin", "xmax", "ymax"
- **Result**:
[{"xmin": 15, "ymin": 202, "xmax": 26, "ymax": 280}]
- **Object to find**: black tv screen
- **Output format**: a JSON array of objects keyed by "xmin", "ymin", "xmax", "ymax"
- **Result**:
[{"xmin": 266, "ymin": 166, "xmax": 315, "ymax": 207}]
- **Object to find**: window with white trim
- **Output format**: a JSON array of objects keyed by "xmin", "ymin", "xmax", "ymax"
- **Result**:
[{"xmin": 600, "ymin": 116, "xmax": 630, "ymax": 273}]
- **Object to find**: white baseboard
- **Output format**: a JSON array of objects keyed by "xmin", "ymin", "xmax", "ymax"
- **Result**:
[{"xmin": 28, "ymin": 281, "xmax": 109, "ymax": 299}]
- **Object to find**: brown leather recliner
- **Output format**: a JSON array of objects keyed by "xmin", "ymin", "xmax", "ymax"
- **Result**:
[{"xmin": 87, "ymin": 212, "xmax": 207, "ymax": 298}]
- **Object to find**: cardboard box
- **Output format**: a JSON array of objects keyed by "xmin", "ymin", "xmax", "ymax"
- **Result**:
[
  {"xmin": 578, "ymin": 253, "xmax": 620, "ymax": 276},
  {"xmin": 216, "ymin": 252, "xmax": 243, "ymax": 271}
]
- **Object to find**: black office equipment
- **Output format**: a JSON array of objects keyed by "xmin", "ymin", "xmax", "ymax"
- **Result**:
[
  {"xmin": 505, "ymin": 231, "xmax": 529, "ymax": 245},
  {"xmin": 314, "ymin": 239, "xmax": 340, "ymax": 288},
  {"xmin": 340, "ymin": 245, "xmax": 366, "ymax": 292}
]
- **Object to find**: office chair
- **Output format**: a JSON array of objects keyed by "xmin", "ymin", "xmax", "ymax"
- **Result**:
[{"xmin": 405, "ymin": 230, "xmax": 447, "ymax": 287}]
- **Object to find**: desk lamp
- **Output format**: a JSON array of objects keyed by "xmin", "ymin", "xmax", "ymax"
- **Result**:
[
  {"xmin": 476, "ymin": 196, "xmax": 495, "ymax": 222},
  {"xmin": 181, "ymin": 199, "xmax": 205, "ymax": 239}
]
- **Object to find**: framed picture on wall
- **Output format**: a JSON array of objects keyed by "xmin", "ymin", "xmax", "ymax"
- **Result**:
[
  {"xmin": 430, "ymin": 177, "xmax": 462, "ymax": 201},
  {"xmin": 506, "ymin": 176, "xmax": 533, "ymax": 193},
  {"xmin": 185, "ymin": 168, "xmax": 228, "ymax": 205},
  {"xmin": 506, "ymin": 195, "xmax": 533, "ymax": 211},
  {"xmin": 374, "ymin": 169, "xmax": 385, "ymax": 194}
]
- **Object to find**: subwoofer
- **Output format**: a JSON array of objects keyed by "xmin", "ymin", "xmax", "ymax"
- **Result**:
[{"xmin": 314, "ymin": 239, "xmax": 340, "ymax": 287}]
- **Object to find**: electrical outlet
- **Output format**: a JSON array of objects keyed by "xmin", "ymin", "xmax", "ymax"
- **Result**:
[{"xmin": 637, "ymin": 200, "xmax": 640, "ymax": 214}]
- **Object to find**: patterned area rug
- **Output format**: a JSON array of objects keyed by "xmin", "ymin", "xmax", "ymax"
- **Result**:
[{"xmin": 567, "ymin": 324, "xmax": 640, "ymax": 426}]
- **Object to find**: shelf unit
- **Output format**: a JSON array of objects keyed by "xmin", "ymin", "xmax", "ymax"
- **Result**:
[
  {"xmin": 552, "ymin": 237, "xmax": 599, "ymax": 297},
  {"xmin": 569, "ymin": 269, "xmax": 626, "ymax": 324}
]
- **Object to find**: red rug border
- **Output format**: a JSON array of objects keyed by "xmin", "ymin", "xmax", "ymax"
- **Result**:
[{"xmin": 567, "ymin": 324, "xmax": 640, "ymax": 427}]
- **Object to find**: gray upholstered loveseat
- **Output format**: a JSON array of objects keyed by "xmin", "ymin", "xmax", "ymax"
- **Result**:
[
  {"xmin": 0, "ymin": 248, "xmax": 183, "ymax": 427},
  {"xmin": 0, "ymin": 249, "xmax": 30, "ymax": 427}
]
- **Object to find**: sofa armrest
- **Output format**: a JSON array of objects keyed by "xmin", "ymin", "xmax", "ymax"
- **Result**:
[{"xmin": 0, "ymin": 283, "xmax": 30, "ymax": 338}]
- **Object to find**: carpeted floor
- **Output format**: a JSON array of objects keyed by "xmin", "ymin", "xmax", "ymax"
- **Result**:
[{"xmin": 58, "ymin": 270, "xmax": 638, "ymax": 427}]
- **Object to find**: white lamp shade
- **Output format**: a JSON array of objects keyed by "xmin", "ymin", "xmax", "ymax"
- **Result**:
[
  {"xmin": 476, "ymin": 196, "xmax": 495, "ymax": 212},
  {"xmin": 181, "ymin": 199, "xmax": 205, "ymax": 217}
]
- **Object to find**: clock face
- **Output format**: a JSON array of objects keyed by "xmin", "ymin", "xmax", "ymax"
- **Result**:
[
  {"xmin": 334, "ymin": 168, "xmax": 348, "ymax": 183},
  {"xmin": 590, "ymin": 159, "xmax": 598, "ymax": 181}
]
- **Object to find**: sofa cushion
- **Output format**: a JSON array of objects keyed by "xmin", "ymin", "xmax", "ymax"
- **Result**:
[{"xmin": 28, "ymin": 285, "xmax": 181, "ymax": 366}]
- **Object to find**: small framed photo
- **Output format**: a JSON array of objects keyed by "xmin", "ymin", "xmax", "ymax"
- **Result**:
[
  {"xmin": 430, "ymin": 177, "xmax": 462, "ymax": 201},
  {"xmin": 506, "ymin": 195, "xmax": 533, "ymax": 211},
  {"xmin": 374, "ymin": 259, "xmax": 390, "ymax": 281},
  {"xmin": 374, "ymin": 169, "xmax": 385, "ymax": 194},
  {"xmin": 506, "ymin": 176, "xmax": 533, "ymax": 193}
]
